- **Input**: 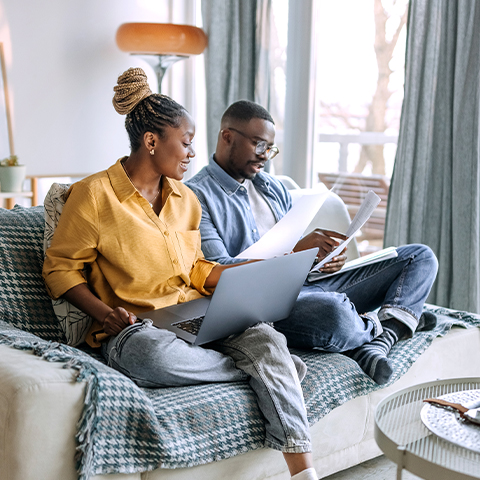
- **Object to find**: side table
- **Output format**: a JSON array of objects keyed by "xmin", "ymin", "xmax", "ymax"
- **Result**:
[
  {"xmin": 0, "ymin": 191, "xmax": 34, "ymax": 209},
  {"xmin": 375, "ymin": 377, "xmax": 480, "ymax": 480}
]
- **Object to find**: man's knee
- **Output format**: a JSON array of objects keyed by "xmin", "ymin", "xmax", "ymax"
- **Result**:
[
  {"xmin": 400, "ymin": 243, "xmax": 437, "ymax": 262},
  {"xmin": 295, "ymin": 291, "xmax": 353, "ymax": 322},
  {"xmin": 420, "ymin": 245, "xmax": 439, "ymax": 272},
  {"xmin": 278, "ymin": 292, "xmax": 356, "ymax": 345},
  {"xmin": 399, "ymin": 244, "xmax": 438, "ymax": 274}
]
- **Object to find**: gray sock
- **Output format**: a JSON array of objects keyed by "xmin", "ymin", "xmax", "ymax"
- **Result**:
[
  {"xmin": 345, "ymin": 320, "xmax": 407, "ymax": 385},
  {"xmin": 416, "ymin": 311, "xmax": 437, "ymax": 332}
]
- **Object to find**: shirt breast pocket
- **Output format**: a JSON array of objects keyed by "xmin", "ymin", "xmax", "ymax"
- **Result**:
[{"xmin": 174, "ymin": 230, "xmax": 201, "ymax": 272}]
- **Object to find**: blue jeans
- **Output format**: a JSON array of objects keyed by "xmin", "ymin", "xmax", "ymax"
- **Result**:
[
  {"xmin": 102, "ymin": 321, "xmax": 311, "ymax": 453},
  {"xmin": 275, "ymin": 244, "xmax": 438, "ymax": 351}
]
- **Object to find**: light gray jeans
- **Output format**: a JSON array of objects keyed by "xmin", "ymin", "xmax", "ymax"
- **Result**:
[{"xmin": 102, "ymin": 320, "xmax": 311, "ymax": 453}]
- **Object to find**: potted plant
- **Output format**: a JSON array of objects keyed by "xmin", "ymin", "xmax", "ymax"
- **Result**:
[{"xmin": 0, "ymin": 155, "xmax": 26, "ymax": 193}]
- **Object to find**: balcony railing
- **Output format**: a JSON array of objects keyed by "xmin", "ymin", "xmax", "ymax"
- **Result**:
[
  {"xmin": 317, "ymin": 132, "xmax": 398, "ymax": 172},
  {"xmin": 316, "ymin": 132, "xmax": 398, "ymax": 254}
]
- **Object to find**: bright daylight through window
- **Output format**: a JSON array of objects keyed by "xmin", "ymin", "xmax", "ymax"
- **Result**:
[{"xmin": 271, "ymin": 0, "xmax": 409, "ymax": 255}]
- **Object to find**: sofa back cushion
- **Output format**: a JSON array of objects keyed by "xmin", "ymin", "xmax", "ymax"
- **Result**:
[
  {"xmin": 43, "ymin": 183, "xmax": 93, "ymax": 346},
  {"xmin": 0, "ymin": 205, "xmax": 65, "ymax": 341}
]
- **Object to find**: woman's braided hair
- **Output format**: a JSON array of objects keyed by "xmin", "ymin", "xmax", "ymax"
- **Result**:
[{"xmin": 112, "ymin": 67, "xmax": 187, "ymax": 152}]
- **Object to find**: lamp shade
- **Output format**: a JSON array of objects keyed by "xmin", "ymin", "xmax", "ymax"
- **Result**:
[{"xmin": 116, "ymin": 23, "xmax": 208, "ymax": 56}]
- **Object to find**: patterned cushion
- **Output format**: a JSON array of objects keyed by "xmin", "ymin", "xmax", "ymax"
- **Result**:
[
  {"xmin": 44, "ymin": 183, "xmax": 93, "ymax": 346},
  {"xmin": 0, "ymin": 205, "xmax": 64, "ymax": 341}
]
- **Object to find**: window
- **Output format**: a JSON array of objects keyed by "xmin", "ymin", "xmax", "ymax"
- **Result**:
[
  {"xmin": 312, "ymin": 0, "xmax": 408, "ymax": 254},
  {"xmin": 269, "ymin": 0, "xmax": 408, "ymax": 253}
]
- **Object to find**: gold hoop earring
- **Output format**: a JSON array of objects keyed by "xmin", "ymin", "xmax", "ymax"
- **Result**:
[{"xmin": 150, "ymin": 149, "xmax": 155, "ymax": 156}]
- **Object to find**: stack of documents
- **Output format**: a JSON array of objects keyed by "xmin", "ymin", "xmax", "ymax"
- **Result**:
[
  {"xmin": 235, "ymin": 188, "xmax": 397, "ymax": 281},
  {"xmin": 307, "ymin": 246, "xmax": 398, "ymax": 281}
]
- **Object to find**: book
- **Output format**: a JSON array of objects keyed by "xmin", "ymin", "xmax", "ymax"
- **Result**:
[{"xmin": 307, "ymin": 246, "xmax": 398, "ymax": 281}]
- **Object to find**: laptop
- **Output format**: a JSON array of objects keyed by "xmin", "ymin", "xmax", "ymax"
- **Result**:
[{"xmin": 139, "ymin": 248, "xmax": 318, "ymax": 345}]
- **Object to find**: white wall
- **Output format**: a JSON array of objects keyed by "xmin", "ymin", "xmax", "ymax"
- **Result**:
[{"xmin": 0, "ymin": 0, "xmax": 204, "ymax": 177}]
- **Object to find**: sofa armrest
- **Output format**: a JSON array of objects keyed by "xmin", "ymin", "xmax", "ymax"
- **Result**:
[{"xmin": 0, "ymin": 345, "xmax": 85, "ymax": 480}]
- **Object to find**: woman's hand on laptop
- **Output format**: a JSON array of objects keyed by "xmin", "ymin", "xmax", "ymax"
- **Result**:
[
  {"xmin": 62, "ymin": 283, "xmax": 137, "ymax": 336},
  {"xmin": 103, "ymin": 307, "xmax": 137, "ymax": 336}
]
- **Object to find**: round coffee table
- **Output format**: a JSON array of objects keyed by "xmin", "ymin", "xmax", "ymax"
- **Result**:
[{"xmin": 375, "ymin": 377, "xmax": 480, "ymax": 480}]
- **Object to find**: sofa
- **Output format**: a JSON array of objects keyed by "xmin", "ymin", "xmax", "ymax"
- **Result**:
[{"xmin": 1, "ymin": 190, "xmax": 479, "ymax": 480}]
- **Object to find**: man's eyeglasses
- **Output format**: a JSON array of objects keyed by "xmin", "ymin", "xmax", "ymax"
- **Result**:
[{"xmin": 227, "ymin": 127, "xmax": 280, "ymax": 160}]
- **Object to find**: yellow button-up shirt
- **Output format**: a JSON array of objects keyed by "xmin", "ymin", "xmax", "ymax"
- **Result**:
[{"xmin": 43, "ymin": 159, "xmax": 217, "ymax": 347}]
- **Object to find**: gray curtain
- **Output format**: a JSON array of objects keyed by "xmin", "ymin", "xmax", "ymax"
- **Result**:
[
  {"xmin": 201, "ymin": 0, "xmax": 257, "ymax": 154},
  {"xmin": 255, "ymin": 0, "xmax": 272, "ymax": 111},
  {"xmin": 255, "ymin": 0, "xmax": 273, "ymax": 173},
  {"xmin": 384, "ymin": 0, "xmax": 480, "ymax": 313}
]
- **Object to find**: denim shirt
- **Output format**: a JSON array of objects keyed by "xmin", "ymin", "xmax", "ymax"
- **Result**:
[{"xmin": 186, "ymin": 155, "xmax": 292, "ymax": 264}]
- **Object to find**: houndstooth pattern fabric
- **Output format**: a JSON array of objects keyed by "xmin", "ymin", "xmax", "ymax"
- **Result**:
[
  {"xmin": 299, "ymin": 304, "xmax": 480, "ymax": 423},
  {"xmin": 43, "ymin": 183, "xmax": 93, "ymax": 346},
  {"xmin": 0, "ymin": 206, "xmax": 64, "ymax": 341},
  {"xmin": 1, "ymin": 306, "xmax": 479, "ymax": 479}
]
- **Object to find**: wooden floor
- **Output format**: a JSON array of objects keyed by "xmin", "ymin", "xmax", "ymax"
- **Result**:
[{"xmin": 322, "ymin": 455, "xmax": 422, "ymax": 480}]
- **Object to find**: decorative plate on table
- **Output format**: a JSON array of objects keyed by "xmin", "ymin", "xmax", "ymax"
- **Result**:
[{"xmin": 421, "ymin": 389, "xmax": 480, "ymax": 454}]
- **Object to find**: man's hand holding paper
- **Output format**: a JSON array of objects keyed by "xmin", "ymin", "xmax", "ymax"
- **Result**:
[
  {"xmin": 295, "ymin": 229, "xmax": 348, "ymax": 273},
  {"xmin": 317, "ymin": 247, "xmax": 348, "ymax": 274},
  {"xmin": 310, "ymin": 190, "xmax": 381, "ymax": 274}
]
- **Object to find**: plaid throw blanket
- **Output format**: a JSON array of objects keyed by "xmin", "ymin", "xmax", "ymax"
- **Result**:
[
  {"xmin": 1, "ymin": 307, "xmax": 479, "ymax": 479},
  {"xmin": 1, "ymin": 206, "xmax": 480, "ymax": 479}
]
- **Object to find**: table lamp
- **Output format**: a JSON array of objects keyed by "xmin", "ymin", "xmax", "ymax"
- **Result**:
[{"xmin": 116, "ymin": 23, "xmax": 208, "ymax": 93}]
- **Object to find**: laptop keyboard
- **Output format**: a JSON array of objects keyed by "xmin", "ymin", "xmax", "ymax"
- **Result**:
[{"xmin": 173, "ymin": 316, "xmax": 205, "ymax": 335}]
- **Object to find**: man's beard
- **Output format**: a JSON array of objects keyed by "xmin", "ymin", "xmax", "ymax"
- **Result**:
[{"xmin": 227, "ymin": 143, "xmax": 257, "ymax": 181}]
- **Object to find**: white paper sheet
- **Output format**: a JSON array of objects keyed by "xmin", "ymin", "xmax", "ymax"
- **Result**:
[
  {"xmin": 235, "ymin": 191, "xmax": 330, "ymax": 259},
  {"xmin": 344, "ymin": 190, "xmax": 382, "ymax": 238}
]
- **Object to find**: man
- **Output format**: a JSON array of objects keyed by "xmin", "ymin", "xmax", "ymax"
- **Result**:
[{"xmin": 186, "ymin": 100, "xmax": 438, "ymax": 385}]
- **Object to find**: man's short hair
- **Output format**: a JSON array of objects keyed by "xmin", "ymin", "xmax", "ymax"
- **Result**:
[{"xmin": 221, "ymin": 100, "xmax": 275, "ymax": 125}]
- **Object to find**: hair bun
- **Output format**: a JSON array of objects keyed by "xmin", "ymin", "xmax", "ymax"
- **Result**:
[{"xmin": 112, "ymin": 67, "xmax": 153, "ymax": 115}]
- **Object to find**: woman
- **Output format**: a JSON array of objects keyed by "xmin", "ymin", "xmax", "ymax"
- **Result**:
[{"xmin": 42, "ymin": 67, "xmax": 318, "ymax": 480}]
